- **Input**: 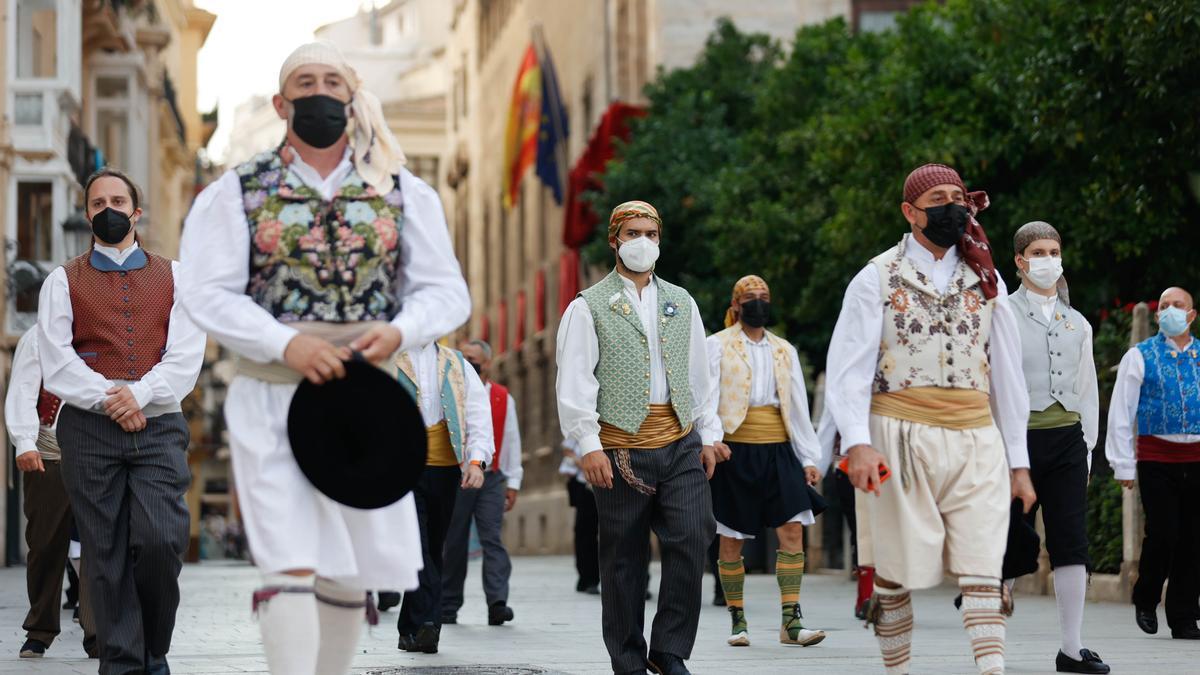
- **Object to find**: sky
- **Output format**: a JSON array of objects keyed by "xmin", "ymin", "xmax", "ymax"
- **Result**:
[{"xmin": 195, "ymin": 0, "xmax": 382, "ymax": 163}]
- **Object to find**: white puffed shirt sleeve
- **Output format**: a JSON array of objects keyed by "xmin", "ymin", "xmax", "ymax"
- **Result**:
[
  {"xmin": 127, "ymin": 261, "xmax": 206, "ymax": 411},
  {"xmin": 987, "ymin": 277, "xmax": 1032, "ymax": 470},
  {"xmin": 5, "ymin": 330, "xmax": 42, "ymax": 457},
  {"xmin": 815, "ymin": 402, "xmax": 838, "ymax": 473},
  {"xmin": 555, "ymin": 297, "xmax": 604, "ymax": 456},
  {"xmin": 704, "ymin": 334, "xmax": 725, "ymax": 438},
  {"xmin": 1105, "ymin": 348, "xmax": 1143, "ymax": 481},
  {"xmin": 391, "ymin": 171, "xmax": 472, "ymax": 350},
  {"xmin": 462, "ymin": 362, "xmax": 495, "ymax": 467},
  {"xmin": 687, "ymin": 298, "xmax": 721, "ymax": 446},
  {"xmin": 785, "ymin": 345, "xmax": 822, "ymax": 470},
  {"xmin": 824, "ymin": 264, "xmax": 883, "ymax": 451},
  {"xmin": 37, "ymin": 267, "xmax": 114, "ymax": 410},
  {"xmin": 1078, "ymin": 319, "xmax": 1100, "ymax": 454},
  {"xmin": 500, "ymin": 393, "xmax": 523, "ymax": 489},
  {"xmin": 178, "ymin": 170, "xmax": 299, "ymax": 363}
]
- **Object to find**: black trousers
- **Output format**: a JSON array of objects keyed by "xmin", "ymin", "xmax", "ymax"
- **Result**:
[
  {"xmin": 593, "ymin": 431, "xmax": 715, "ymax": 673},
  {"xmin": 567, "ymin": 476, "xmax": 600, "ymax": 590},
  {"xmin": 1132, "ymin": 460, "xmax": 1200, "ymax": 628},
  {"xmin": 57, "ymin": 407, "xmax": 191, "ymax": 675},
  {"xmin": 397, "ymin": 466, "xmax": 461, "ymax": 635}
]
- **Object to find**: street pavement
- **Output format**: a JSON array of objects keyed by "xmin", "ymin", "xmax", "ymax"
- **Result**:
[{"xmin": 1, "ymin": 556, "xmax": 1197, "ymax": 674}]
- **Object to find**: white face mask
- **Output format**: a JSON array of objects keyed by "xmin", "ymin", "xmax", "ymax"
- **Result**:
[
  {"xmin": 1023, "ymin": 255, "xmax": 1063, "ymax": 290},
  {"xmin": 617, "ymin": 235, "xmax": 660, "ymax": 273}
]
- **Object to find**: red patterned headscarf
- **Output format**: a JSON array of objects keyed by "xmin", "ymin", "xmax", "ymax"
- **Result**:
[{"xmin": 903, "ymin": 163, "xmax": 998, "ymax": 300}]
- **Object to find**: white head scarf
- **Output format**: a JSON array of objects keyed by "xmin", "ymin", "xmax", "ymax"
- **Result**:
[{"xmin": 278, "ymin": 41, "xmax": 406, "ymax": 194}]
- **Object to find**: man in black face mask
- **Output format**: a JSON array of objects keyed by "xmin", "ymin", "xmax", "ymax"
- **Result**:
[
  {"xmin": 36, "ymin": 167, "xmax": 206, "ymax": 674},
  {"xmin": 705, "ymin": 275, "xmax": 829, "ymax": 649}
]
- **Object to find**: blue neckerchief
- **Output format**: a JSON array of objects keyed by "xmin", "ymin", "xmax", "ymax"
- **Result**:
[{"xmin": 89, "ymin": 247, "xmax": 147, "ymax": 272}]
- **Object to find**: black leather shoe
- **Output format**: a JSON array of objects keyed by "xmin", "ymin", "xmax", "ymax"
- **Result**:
[
  {"xmin": 1056, "ymin": 649, "xmax": 1110, "ymax": 673},
  {"xmin": 582, "ymin": 584, "xmax": 600, "ymax": 595},
  {"xmin": 397, "ymin": 634, "xmax": 415, "ymax": 651},
  {"xmin": 488, "ymin": 602, "xmax": 515, "ymax": 625},
  {"xmin": 1171, "ymin": 624, "xmax": 1200, "ymax": 639},
  {"xmin": 377, "ymin": 591, "xmax": 401, "ymax": 612},
  {"xmin": 712, "ymin": 586, "xmax": 727, "ymax": 607},
  {"xmin": 1136, "ymin": 607, "xmax": 1158, "ymax": 634},
  {"xmin": 647, "ymin": 649, "xmax": 690, "ymax": 675},
  {"xmin": 19, "ymin": 639, "xmax": 47, "ymax": 658},
  {"xmin": 412, "ymin": 622, "xmax": 440, "ymax": 653},
  {"xmin": 146, "ymin": 655, "xmax": 170, "ymax": 675}
]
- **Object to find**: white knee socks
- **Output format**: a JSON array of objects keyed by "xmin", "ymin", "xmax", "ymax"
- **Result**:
[
  {"xmin": 959, "ymin": 576, "xmax": 1006, "ymax": 675},
  {"xmin": 256, "ymin": 573, "xmax": 319, "ymax": 675},
  {"xmin": 1054, "ymin": 565, "xmax": 1087, "ymax": 660},
  {"xmin": 314, "ymin": 577, "xmax": 367, "ymax": 675}
]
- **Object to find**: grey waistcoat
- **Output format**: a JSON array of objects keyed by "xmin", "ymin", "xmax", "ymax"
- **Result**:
[{"xmin": 1010, "ymin": 286, "xmax": 1088, "ymax": 413}]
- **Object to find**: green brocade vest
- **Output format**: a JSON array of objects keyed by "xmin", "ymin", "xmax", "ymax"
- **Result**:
[{"xmin": 579, "ymin": 271, "xmax": 694, "ymax": 434}]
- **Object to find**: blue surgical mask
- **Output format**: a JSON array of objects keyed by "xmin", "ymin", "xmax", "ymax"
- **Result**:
[{"xmin": 1158, "ymin": 306, "xmax": 1192, "ymax": 337}]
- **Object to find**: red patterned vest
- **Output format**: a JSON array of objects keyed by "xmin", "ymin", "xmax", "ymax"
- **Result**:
[
  {"xmin": 36, "ymin": 387, "xmax": 62, "ymax": 426},
  {"xmin": 64, "ymin": 248, "xmax": 174, "ymax": 381},
  {"xmin": 489, "ymin": 382, "xmax": 509, "ymax": 471}
]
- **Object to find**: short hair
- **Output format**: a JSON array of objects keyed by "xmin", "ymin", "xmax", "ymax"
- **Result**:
[
  {"xmin": 465, "ymin": 339, "xmax": 493, "ymax": 361},
  {"xmin": 84, "ymin": 167, "xmax": 140, "ymax": 211}
]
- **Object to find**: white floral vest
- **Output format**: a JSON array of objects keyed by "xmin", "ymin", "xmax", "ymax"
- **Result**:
[
  {"xmin": 871, "ymin": 235, "xmax": 993, "ymax": 394},
  {"xmin": 713, "ymin": 325, "xmax": 797, "ymax": 439}
]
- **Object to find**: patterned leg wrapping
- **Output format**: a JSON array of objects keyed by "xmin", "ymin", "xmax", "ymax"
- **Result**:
[
  {"xmin": 718, "ymin": 558, "xmax": 746, "ymax": 608},
  {"xmin": 872, "ymin": 587, "xmax": 913, "ymax": 675},
  {"xmin": 960, "ymin": 579, "xmax": 1006, "ymax": 675}
]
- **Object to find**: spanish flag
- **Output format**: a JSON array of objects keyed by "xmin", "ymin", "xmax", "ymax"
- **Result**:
[{"xmin": 503, "ymin": 45, "xmax": 542, "ymax": 209}]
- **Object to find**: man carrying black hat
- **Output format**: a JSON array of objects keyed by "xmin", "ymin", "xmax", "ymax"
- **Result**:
[{"xmin": 178, "ymin": 41, "xmax": 470, "ymax": 675}]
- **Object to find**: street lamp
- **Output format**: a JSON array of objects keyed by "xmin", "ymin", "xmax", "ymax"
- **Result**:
[{"xmin": 62, "ymin": 210, "xmax": 93, "ymax": 258}]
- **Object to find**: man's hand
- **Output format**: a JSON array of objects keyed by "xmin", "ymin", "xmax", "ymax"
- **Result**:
[
  {"xmin": 284, "ymin": 334, "xmax": 352, "ymax": 385},
  {"xmin": 712, "ymin": 441, "xmax": 732, "ymax": 462},
  {"xmin": 505, "ymin": 488, "xmax": 518, "ymax": 512},
  {"xmin": 700, "ymin": 445, "xmax": 717, "ymax": 480},
  {"xmin": 104, "ymin": 385, "xmax": 142, "ymax": 424},
  {"xmin": 461, "ymin": 463, "xmax": 485, "ymax": 489},
  {"xmin": 1118, "ymin": 479, "xmax": 1136, "ymax": 490},
  {"xmin": 804, "ymin": 466, "xmax": 822, "ymax": 486},
  {"xmin": 349, "ymin": 324, "xmax": 403, "ymax": 365},
  {"xmin": 15, "ymin": 451, "xmax": 44, "ymax": 473},
  {"xmin": 846, "ymin": 444, "xmax": 888, "ymax": 496},
  {"xmin": 581, "ymin": 451, "xmax": 614, "ymax": 489},
  {"xmin": 1011, "ymin": 468, "xmax": 1037, "ymax": 513},
  {"xmin": 118, "ymin": 410, "xmax": 148, "ymax": 433}
]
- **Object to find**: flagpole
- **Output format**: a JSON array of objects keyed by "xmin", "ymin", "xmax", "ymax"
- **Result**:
[{"xmin": 531, "ymin": 23, "xmax": 570, "ymax": 205}]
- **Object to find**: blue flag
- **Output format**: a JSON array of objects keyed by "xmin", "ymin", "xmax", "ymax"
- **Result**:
[{"xmin": 535, "ymin": 35, "xmax": 569, "ymax": 205}]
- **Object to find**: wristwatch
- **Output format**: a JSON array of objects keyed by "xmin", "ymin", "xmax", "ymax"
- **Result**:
[{"xmin": 469, "ymin": 459, "xmax": 487, "ymax": 471}]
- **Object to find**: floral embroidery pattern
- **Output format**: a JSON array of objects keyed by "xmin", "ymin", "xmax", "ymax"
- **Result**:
[{"xmin": 239, "ymin": 150, "xmax": 404, "ymax": 322}]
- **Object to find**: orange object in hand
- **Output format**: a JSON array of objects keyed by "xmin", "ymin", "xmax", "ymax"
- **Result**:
[{"xmin": 837, "ymin": 457, "xmax": 892, "ymax": 483}]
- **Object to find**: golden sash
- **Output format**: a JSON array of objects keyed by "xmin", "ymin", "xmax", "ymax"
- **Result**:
[
  {"xmin": 725, "ymin": 405, "xmax": 789, "ymax": 444},
  {"xmin": 425, "ymin": 421, "xmax": 459, "ymax": 467},
  {"xmin": 870, "ymin": 387, "xmax": 992, "ymax": 429},
  {"xmin": 599, "ymin": 404, "xmax": 692, "ymax": 450}
]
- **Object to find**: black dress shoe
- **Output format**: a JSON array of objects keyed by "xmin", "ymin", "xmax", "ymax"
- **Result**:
[
  {"xmin": 397, "ymin": 634, "xmax": 416, "ymax": 651},
  {"xmin": 19, "ymin": 639, "xmax": 47, "ymax": 658},
  {"xmin": 1171, "ymin": 624, "xmax": 1200, "ymax": 639},
  {"xmin": 488, "ymin": 602, "xmax": 514, "ymax": 625},
  {"xmin": 582, "ymin": 584, "xmax": 600, "ymax": 595},
  {"xmin": 1056, "ymin": 649, "xmax": 1110, "ymax": 673},
  {"xmin": 1136, "ymin": 607, "xmax": 1158, "ymax": 634},
  {"xmin": 412, "ymin": 622, "xmax": 440, "ymax": 653},
  {"xmin": 647, "ymin": 649, "xmax": 690, "ymax": 675},
  {"xmin": 146, "ymin": 655, "xmax": 171, "ymax": 675},
  {"xmin": 377, "ymin": 591, "xmax": 401, "ymax": 612},
  {"xmin": 712, "ymin": 587, "xmax": 727, "ymax": 607}
]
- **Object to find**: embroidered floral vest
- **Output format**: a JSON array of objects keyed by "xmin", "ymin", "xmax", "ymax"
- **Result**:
[
  {"xmin": 236, "ymin": 150, "xmax": 404, "ymax": 322},
  {"xmin": 1135, "ymin": 334, "xmax": 1200, "ymax": 436},
  {"xmin": 394, "ymin": 346, "xmax": 470, "ymax": 464},
  {"xmin": 871, "ymin": 235, "xmax": 994, "ymax": 394},
  {"xmin": 713, "ymin": 325, "xmax": 797, "ymax": 438},
  {"xmin": 579, "ymin": 272, "xmax": 693, "ymax": 434}
]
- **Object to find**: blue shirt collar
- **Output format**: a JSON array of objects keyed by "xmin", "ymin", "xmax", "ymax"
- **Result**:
[{"xmin": 89, "ymin": 247, "xmax": 147, "ymax": 272}]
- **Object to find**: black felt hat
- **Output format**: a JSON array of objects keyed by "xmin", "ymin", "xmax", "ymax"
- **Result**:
[{"xmin": 287, "ymin": 358, "xmax": 427, "ymax": 509}]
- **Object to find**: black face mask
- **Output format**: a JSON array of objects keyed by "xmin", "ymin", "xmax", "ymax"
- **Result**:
[
  {"xmin": 288, "ymin": 94, "xmax": 348, "ymax": 149},
  {"xmin": 739, "ymin": 299, "xmax": 772, "ymax": 328},
  {"xmin": 90, "ymin": 207, "xmax": 133, "ymax": 245},
  {"xmin": 467, "ymin": 360, "xmax": 483, "ymax": 375},
  {"xmin": 916, "ymin": 203, "xmax": 970, "ymax": 248}
]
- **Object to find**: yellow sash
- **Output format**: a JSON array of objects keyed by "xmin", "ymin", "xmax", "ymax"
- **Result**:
[
  {"xmin": 425, "ymin": 421, "xmax": 459, "ymax": 467},
  {"xmin": 725, "ymin": 405, "xmax": 789, "ymax": 444},
  {"xmin": 870, "ymin": 387, "xmax": 992, "ymax": 429},
  {"xmin": 599, "ymin": 404, "xmax": 692, "ymax": 450}
]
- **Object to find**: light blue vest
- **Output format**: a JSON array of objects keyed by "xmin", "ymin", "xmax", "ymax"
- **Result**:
[
  {"xmin": 1136, "ymin": 334, "xmax": 1200, "ymax": 436},
  {"xmin": 1010, "ymin": 287, "xmax": 1090, "ymax": 414},
  {"xmin": 396, "ymin": 347, "xmax": 469, "ymax": 463}
]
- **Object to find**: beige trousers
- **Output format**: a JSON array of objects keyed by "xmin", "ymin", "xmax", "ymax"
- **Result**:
[{"xmin": 867, "ymin": 414, "xmax": 1010, "ymax": 590}]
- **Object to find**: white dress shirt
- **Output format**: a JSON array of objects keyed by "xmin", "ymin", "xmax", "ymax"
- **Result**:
[
  {"xmin": 815, "ymin": 402, "xmax": 838, "ymax": 472},
  {"xmin": 1105, "ymin": 337, "xmax": 1200, "ymax": 481},
  {"xmin": 6, "ymin": 329, "xmax": 46, "ymax": 457},
  {"xmin": 824, "ymin": 236, "xmax": 1031, "ymax": 469},
  {"xmin": 36, "ymin": 242, "xmax": 207, "ymax": 416},
  {"xmin": 486, "ymin": 382, "xmax": 524, "ymax": 490},
  {"xmin": 704, "ymin": 331, "xmax": 823, "ymax": 468},
  {"xmin": 176, "ymin": 154, "xmax": 470, "ymax": 365},
  {"xmin": 403, "ymin": 342, "xmax": 494, "ymax": 468},
  {"xmin": 556, "ymin": 273, "xmax": 720, "ymax": 456}
]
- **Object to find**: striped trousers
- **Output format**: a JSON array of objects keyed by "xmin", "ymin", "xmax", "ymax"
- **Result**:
[
  {"xmin": 593, "ymin": 430, "xmax": 715, "ymax": 673},
  {"xmin": 57, "ymin": 406, "xmax": 191, "ymax": 675}
]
